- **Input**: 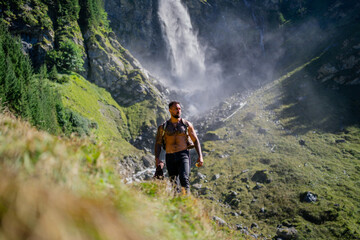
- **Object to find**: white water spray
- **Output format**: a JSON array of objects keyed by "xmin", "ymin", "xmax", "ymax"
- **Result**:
[{"xmin": 158, "ymin": 0, "xmax": 207, "ymax": 90}]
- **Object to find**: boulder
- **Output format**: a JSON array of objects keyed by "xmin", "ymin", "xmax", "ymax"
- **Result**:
[
  {"xmin": 142, "ymin": 154, "xmax": 153, "ymax": 168},
  {"xmin": 204, "ymin": 132, "xmax": 221, "ymax": 141},
  {"xmin": 258, "ymin": 127, "xmax": 268, "ymax": 134},
  {"xmin": 212, "ymin": 216, "xmax": 227, "ymax": 226},
  {"xmin": 212, "ymin": 174, "xmax": 221, "ymax": 180},
  {"xmin": 300, "ymin": 191, "xmax": 317, "ymax": 203},
  {"xmin": 251, "ymin": 222, "xmax": 258, "ymax": 229},
  {"xmin": 192, "ymin": 183, "xmax": 202, "ymax": 190},
  {"xmin": 276, "ymin": 227, "xmax": 298, "ymax": 240},
  {"xmin": 253, "ymin": 182, "xmax": 263, "ymax": 190},
  {"xmin": 196, "ymin": 172, "xmax": 207, "ymax": 180}
]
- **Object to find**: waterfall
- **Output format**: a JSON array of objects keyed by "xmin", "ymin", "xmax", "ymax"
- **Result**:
[{"xmin": 158, "ymin": 0, "xmax": 206, "ymax": 90}]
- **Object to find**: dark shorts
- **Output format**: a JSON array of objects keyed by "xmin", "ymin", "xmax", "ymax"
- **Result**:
[{"xmin": 165, "ymin": 149, "xmax": 190, "ymax": 190}]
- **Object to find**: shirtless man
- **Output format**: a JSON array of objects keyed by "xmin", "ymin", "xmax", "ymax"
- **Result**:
[{"xmin": 155, "ymin": 101, "xmax": 203, "ymax": 194}]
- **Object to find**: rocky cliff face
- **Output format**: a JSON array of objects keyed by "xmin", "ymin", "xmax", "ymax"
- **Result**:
[
  {"xmin": 104, "ymin": 0, "xmax": 169, "ymax": 74},
  {"xmin": 1, "ymin": 0, "xmax": 169, "ymax": 150},
  {"xmin": 103, "ymin": 0, "xmax": 360, "ymax": 97},
  {"xmin": 1, "ymin": 1, "xmax": 54, "ymax": 67}
]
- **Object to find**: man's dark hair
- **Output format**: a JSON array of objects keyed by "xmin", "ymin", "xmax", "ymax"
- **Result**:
[{"xmin": 169, "ymin": 101, "xmax": 180, "ymax": 109}]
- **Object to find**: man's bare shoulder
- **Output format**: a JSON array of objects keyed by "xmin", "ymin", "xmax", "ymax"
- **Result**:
[{"xmin": 182, "ymin": 119, "xmax": 192, "ymax": 126}]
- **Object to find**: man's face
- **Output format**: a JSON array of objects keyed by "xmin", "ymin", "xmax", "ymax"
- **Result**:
[{"xmin": 169, "ymin": 104, "xmax": 181, "ymax": 119}]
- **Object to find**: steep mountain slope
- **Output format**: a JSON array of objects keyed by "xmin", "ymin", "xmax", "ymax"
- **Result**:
[
  {"xmin": 0, "ymin": 110, "xmax": 234, "ymax": 240},
  {"xmin": 1, "ymin": 1, "xmax": 360, "ymax": 239},
  {"xmin": 0, "ymin": 0, "xmax": 168, "ymax": 150},
  {"xmin": 191, "ymin": 54, "xmax": 360, "ymax": 239}
]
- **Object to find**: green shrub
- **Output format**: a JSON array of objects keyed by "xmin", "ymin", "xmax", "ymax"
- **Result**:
[{"xmin": 47, "ymin": 39, "xmax": 85, "ymax": 73}]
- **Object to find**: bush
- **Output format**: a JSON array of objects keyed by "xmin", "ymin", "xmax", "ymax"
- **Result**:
[{"xmin": 47, "ymin": 39, "xmax": 84, "ymax": 73}]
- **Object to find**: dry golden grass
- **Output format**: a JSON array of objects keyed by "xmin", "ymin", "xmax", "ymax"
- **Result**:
[{"xmin": 0, "ymin": 110, "xmax": 235, "ymax": 240}]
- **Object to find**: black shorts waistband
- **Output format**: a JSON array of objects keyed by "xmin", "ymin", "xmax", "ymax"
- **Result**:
[{"xmin": 166, "ymin": 149, "xmax": 189, "ymax": 156}]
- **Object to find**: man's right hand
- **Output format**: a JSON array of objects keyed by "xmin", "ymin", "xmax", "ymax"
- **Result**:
[
  {"xmin": 158, "ymin": 161, "xmax": 164, "ymax": 169},
  {"xmin": 155, "ymin": 157, "xmax": 164, "ymax": 169}
]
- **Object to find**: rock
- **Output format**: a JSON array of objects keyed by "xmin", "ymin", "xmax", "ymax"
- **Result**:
[
  {"xmin": 260, "ymin": 207, "xmax": 266, "ymax": 213},
  {"xmin": 197, "ymin": 172, "xmax": 207, "ymax": 180},
  {"xmin": 204, "ymin": 132, "xmax": 221, "ymax": 141},
  {"xmin": 243, "ymin": 112, "xmax": 256, "ymax": 121},
  {"xmin": 212, "ymin": 174, "xmax": 220, "ymax": 180},
  {"xmin": 335, "ymin": 139, "xmax": 346, "ymax": 143},
  {"xmin": 142, "ymin": 154, "xmax": 153, "ymax": 168},
  {"xmin": 251, "ymin": 170, "xmax": 271, "ymax": 184},
  {"xmin": 230, "ymin": 212, "xmax": 239, "ymax": 216},
  {"xmin": 258, "ymin": 127, "xmax": 267, "ymax": 134},
  {"xmin": 241, "ymin": 177, "xmax": 248, "ymax": 183},
  {"xmin": 242, "ymin": 169, "xmax": 249, "ymax": 173},
  {"xmin": 300, "ymin": 191, "xmax": 317, "ymax": 203},
  {"xmin": 276, "ymin": 227, "xmax": 298, "ymax": 240},
  {"xmin": 144, "ymin": 172, "xmax": 154, "ymax": 180},
  {"xmin": 236, "ymin": 224, "xmax": 243, "ymax": 230},
  {"xmin": 229, "ymin": 190, "xmax": 238, "ymax": 196},
  {"xmin": 251, "ymin": 222, "xmax": 258, "ymax": 229},
  {"xmin": 192, "ymin": 183, "xmax": 202, "ymax": 189},
  {"xmin": 299, "ymin": 139, "xmax": 306, "ymax": 146},
  {"xmin": 212, "ymin": 216, "xmax": 227, "ymax": 226},
  {"xmin": 253, "ymin": 182, "xmax": 263, "ymax": 190}
]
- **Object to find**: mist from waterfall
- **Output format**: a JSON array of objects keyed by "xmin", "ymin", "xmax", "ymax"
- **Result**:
[{"xmin": 158, "ymin": 0, "xmax": 222, "ymax": 114}]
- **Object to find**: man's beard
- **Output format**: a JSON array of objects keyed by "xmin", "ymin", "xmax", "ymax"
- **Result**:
[{"xmin": 173, "ymin": 114, "xmax": 180, "ymax": 119}]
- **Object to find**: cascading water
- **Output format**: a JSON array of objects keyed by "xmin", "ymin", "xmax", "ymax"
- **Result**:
[
  {"xmin": 158, "ymin": 0, "xmax": 223, "ymax": 114},
  {"xmin": 158, "ymin": 0, "xmax": 207, "ymax": 90}
]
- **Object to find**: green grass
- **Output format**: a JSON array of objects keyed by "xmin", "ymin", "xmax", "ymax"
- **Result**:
[
  {"xmin": 0, "ymin": 110, "xmax": 236, "ymax": 240},
  {"xmin": 192, "ymin": 57, "xmax": 360, "ymax": 239},
  {"xmin": 56, "ymin": 72, "xmax": 138, "ymax": 156}
]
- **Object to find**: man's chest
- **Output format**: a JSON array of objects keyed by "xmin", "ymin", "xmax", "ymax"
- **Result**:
[{"xmin": 164, "ymin": 122, "xmax": 187, "ymax": 136}]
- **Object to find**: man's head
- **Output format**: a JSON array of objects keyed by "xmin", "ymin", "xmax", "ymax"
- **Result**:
[{"xmin": 169, "ymin": 101, "xmax": 181, "ymax": 119}]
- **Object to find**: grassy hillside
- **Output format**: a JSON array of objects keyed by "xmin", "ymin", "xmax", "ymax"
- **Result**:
[
  {"xmin": 56, "ymin": 73, "xmax": 137, "ymax": 155},
  {"xmin": 0, "ymin": 109, "xmax": 235, "ymax": 240},
  {"xmin": 191, "ymin": 56, "xmax": 360, "ymax": 239}
]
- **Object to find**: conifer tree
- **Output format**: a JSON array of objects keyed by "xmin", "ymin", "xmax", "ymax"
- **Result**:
[
  {"xmin": 49, "ymin": 65, "xmax": 59, "ymax": 82},
  {"xmin": 4, "ymin": 55, "xmax": 21, "ymax": 111},
  {"xmin": 0, "ymin": 39, "xmax": 6, "ymax": 103}
]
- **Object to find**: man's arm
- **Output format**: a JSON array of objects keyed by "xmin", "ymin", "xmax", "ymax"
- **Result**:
[
  {"xmin": 154, "ymin": 125, "xmax": 164, "ymax": 168},
  {"xmin": 188, "ymin": 122, "xmax": 203, "ymax": 166}
]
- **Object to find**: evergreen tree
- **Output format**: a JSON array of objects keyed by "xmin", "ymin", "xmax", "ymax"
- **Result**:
[
  {"xmin": 4, "ymin": 56, "xmax": 21, "ymax": 111},
  {"xmin": 0, "ymin": 38, "xmax": 6, "ymax": 103},
  {"xmin": 27, "ymin": 77, "xmax": 41, "ymax": 127},
  {"xmin": 49, "ymin": 65, "xmax": 59, "ymax": 82}
]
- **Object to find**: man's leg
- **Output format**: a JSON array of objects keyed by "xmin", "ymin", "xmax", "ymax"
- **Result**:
[
  {"xmin": 165, "ymin": 153, "xmax": 180, "ymax": 193},
  {"xmin": 178, "ymin": 150, "xmax": 190, "ymax": 194}
]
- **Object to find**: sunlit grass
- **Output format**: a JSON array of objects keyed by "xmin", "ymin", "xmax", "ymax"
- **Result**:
[{"xmin": 0, "ymin": 110, "xmax": 235, "ymax": 240}]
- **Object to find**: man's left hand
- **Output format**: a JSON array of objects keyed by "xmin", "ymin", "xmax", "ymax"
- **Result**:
[{"xmin": 197, "ymin": 157, "xmax": 204, "ymax": 167}]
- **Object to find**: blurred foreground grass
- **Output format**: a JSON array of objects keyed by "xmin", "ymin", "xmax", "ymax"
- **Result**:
[{"xmin": 0, "ymin": 110, "xmax": 232, "ymax": 240}]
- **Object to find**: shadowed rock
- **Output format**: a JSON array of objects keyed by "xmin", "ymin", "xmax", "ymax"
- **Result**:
[{"xmin": 251, "ymin": 170, "xmax": 271, "ymax": 184}]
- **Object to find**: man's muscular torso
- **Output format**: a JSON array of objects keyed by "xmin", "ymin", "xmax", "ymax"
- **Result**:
[{"xmin": 156, "ymin": 120, "xmax": 188, "ymax": 154}]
